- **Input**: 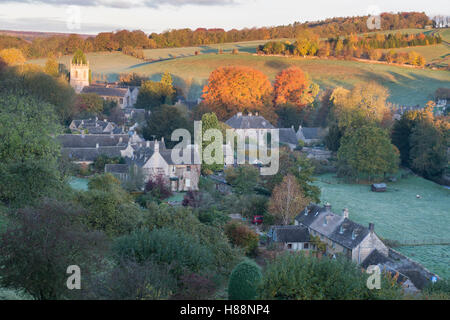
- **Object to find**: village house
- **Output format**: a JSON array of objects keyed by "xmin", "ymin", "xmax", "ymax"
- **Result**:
[
  {"xmin": 296, "ymin": 125, "xmax": 328, "ymax": 145},
  {"xmin": 69, "ymin": 117, "xmax": 125, "ymax": 135},
  {"xmin": 106, "ymin": 138, "xmax": 201, "ymax": 191},
  {"xmin": 225, "ymin": 112, "xmax": 299, "ymax": 150},
  {"xmin": 268, "ymin": 225, "xmax": 311, "ymax": 251},
  {"xmin": 294, "ymin": 203, "xmax": 389, "ymax": 264},
  {"xmin": 58, "ymin": 133, "xmax": 136, "ymax": 166},
  {"xmin": 81, "ymin": 84, "xmax": 132, "ymax": 109}
]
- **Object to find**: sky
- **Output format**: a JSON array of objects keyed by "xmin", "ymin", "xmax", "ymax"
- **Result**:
[{"xmin": 0, "ymin": 0, "xmax": 448, "ymax": 35}]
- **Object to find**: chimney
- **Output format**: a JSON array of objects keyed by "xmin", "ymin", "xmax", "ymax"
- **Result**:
[
  {"xmin": 237, "ymin": 112, "xmax": 242, "ymax": 117},
  {"xmin": 146, "ymin": 140, "xmax": 150, "ymax": 148},
  {"xmin": 255, "ymin": 112, "xmax": 259, "ymax": 116},
  {"xmin": 155, "ymin": 140, "xmax": 160, "ymax": 153},
  {"xmin": 248, "ymin": 112, "xmax": 252, "ymax": 116},
  {"xmin": 81, "ymin": 131, "xmax": 85, "ymax": 138},
  {"xmin": 324, "ymin": 202, "xmax": 331, "ymax": 212},
  {"xmin": 96, "ymin": 143, "xmax": 99, "ymax": 149},
  {"xmin": 343, "ymin": 208, "xmax": 349, "ymax": 219},
  {"xmin": 369, "ymin": 223, "xmax": 375, "ymax": 233},
  {"xmin": 119, "ymin": 137, "xmax": 123, "ymax": 143}
]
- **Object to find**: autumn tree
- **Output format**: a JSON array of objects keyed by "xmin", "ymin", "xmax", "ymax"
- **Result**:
[
  {"xmin": 74, "ymin": 93, "xmax": 104, "ymax": 116},
  {"xmin": 44, "ymin": 57, "xmax": 59, "ymax": 77},
  {"xmin": 268, "ymin": 174, "xmax": 309, "ymax": 225},
  {"xmin": 273, "ymin": 67, "xmax": 319, "ymax": 109},
  {"xmin": 201, "ymin": 66, "xmax": 275, "ymax": 122},
  {"xmin": 0, "ymin": 48, "xmax": 26, "ymax": 66}
]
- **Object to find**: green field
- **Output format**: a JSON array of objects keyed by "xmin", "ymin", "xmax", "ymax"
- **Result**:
[
  {"xmin": 29, "ymin": 28, "xmax": 450, "ymax": 106},
  {"xmin": 314, "ymin": 173, "xmax": 450, "ymax": 278}
]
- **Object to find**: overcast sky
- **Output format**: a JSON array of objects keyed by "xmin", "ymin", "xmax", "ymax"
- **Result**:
[{"xmin": 0, "ymin": 0, "xmax": 448, "ymax": 35}]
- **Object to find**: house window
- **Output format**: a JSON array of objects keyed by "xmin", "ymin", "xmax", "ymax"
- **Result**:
[
  {"xmin": 120, "ymin": 98, "xmax": 124, "ymax": 104},
  {"xmin": 185, "ymin": 178, "xmax": 191, "ymax": 188},
  {"xmin": 287, "ymin": 243, "xmax": 292, "ymax": 249},
  {"xmin": 303, "ymin": 243, "xmax": 309, "ymax": 249},
  {"xmin": 186, "ymin": 166, "xmax": 191, "ymax": 172}
]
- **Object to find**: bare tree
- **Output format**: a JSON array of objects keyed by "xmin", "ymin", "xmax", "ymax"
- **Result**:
[{"xmin": 268, "ymin": 174, "xmax": 309, "ymax": 225}]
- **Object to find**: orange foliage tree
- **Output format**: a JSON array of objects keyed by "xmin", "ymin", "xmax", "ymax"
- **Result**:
[
  {"xmin": 201, "ymin": 66, "xmax": 275, "ymax": 121},
  {"xmin": 273, "ymin": 67, "xmax": 319, "ymax": 109}
]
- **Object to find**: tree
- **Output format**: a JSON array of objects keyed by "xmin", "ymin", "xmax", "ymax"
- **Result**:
[
  {"xmin": 337, "ymin": 125, "xmax": 399, "ymax": 181},
  {"xmin": 0, "ymin": 199, "xmax": 107, "ymax": 300},
  {"xmin": 228, "ymin": 259, "xmax": 262, "ymax": 300},
  {"xmin": 273, "ymin": 67, "xmax": 319, "ymax": 109},
  {"xmin": 268, "ymin": 174, "xmax": 309, "ymax": 225},
  {"xmin": 224, "ymin": 165, "xmax": 259, "ymax": 195},
  {"xmin": 391, "ymin": 110, "xmax": 420, "ymax": 167},
  {"xmin": 78, "ymin": 174, "xmax": 145, "ymax": 237},
  {"xmin": 259, "ymin": 253, "xmax": 403, "ymax": 300},
  {"xmin": 136, "ymin": 76, "xmax": 176, "ymax": 110},
  {"xmin": 224, "ymin": 221, "xmax": 259, "ymax": 255},
  {"xmin": 74, "ymin": 93, "xmax": 104, "ymax": 116},
  {"xmin": 72, "ymin": 49, "xmax": 87, "ymax": 64},
  {"xmin": 44, "ymin": 57, "xmax": 59, "ymax": 77},
  {"xmin": 409, "ymin": 118, "xmax": 447, "ymax": 179},
  {"xmin": 201, "ymin": 66, "xmax": 274, "ymax": 121},
  {"xmin": 142, "ymin": 106, "xmax": 192, "ymax": 148},
  {"xmin": 201, "ymin": 112, "xmax": 224, "ymax": 173},
  {"xmin": 0, "ymin": 93, "xmax": 62, "ymax": 207},
  {"xmin": 145, "ymin": 175, "xmax": 173, "ymax": 200},
  {"xmin": 330, "ymin": 82, "xmax": 390, "ymax": 131},
  {"xmin": 0, "ymin": 48, "xmax": 26, "ymax": 65}
]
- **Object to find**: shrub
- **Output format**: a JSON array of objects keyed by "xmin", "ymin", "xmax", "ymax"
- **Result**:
[
  {"xmin": 225, "ymin": 221, "xmax": 259, "ymax": 255},
  {"xmin": 228, "ymin": 259, "xmax": 262, "ymax": 300},
  {"xmin": 172, "ymin": 273, "xmax": 217, "ymax": 300},
  {"xmin": 145, "ymin": 175, "xmax": 172, "ymax": 200},
  {"xmin": 113, "ymin": 228, "xmax": 214, "ymax": 277}
]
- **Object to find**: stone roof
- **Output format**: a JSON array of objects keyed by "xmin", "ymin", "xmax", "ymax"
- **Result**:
[
  {"xmin": 295, "ymin": 204, "xmax": 371, "ymax": 250},
  {"xmin": 57, "ymin": 134, "xmax": 129, "ymax": 148},
  {"xmin": 105, "ymin": 163, "xmax": 130, "ymax": 174},
  {"xmin": 225, "ymin": 113, "xmax": 275, "ymax": 130},
  {"xmin": 279, "ymin": 128, "xmax": 299, "ymax": 146},
  {"xmin": 81, "ymin": 86, "xmax": 128, "ymax": 98},
  {"xmin": 62, "ymin": 146, "xmax": 125, "ymax": 162},
  {"xmin": 301, "ymin": 127, "xmax": 321, "ymax": 140},
  {"xmin": 270, "ymin": 225, "xmax": 310, "ymax": 243}
]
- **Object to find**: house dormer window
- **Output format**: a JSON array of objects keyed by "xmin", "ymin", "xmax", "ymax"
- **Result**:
[
  {"xmin": 351, "ymin": 230, "xmax": 357, "ymax": 240},
  {"xmin": 339, "ymin": 226, "xmax": 345, "ymax": 234}
]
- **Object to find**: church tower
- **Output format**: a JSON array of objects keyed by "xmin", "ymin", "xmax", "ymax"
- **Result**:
[{"xmin": 70, "ymin": 50, "xmax": 89, "ymax": 93}]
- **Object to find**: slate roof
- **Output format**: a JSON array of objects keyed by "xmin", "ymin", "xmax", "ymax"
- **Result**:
[
  {"xmin": 328, "ymin": 218, "xmax": 370, "ymax": 249},
  {"xmin": 225, "ymin": 114, "xmax": 275, "ymax": 130},
  {"xmin": 57, "ymin": 134, "xmax": 129, "ymax": 148},
  {"xmin": 105, "ymin": 164, "xmax": 130, "ymax": 174},
  {"xmin": 295, "ymin": 204, "xmax": 371, "ymax": 250},
  {"xmin": 361, "ymin": 249, "xmax": 391, "ymax": 269},
  {"xmin": 271, "ymin": 225, "xmax": 310, "ymax": 243},
  {"xmin": 279, "ymin": 128, "xmax": 299, "ymax": 146},
  {"xmin": 81, "ymin": 86, "xmax": 128, "ymax": 98},
  {"xmin": 301, "ymin": 127, "xmax": 322, "ymax": 140}
]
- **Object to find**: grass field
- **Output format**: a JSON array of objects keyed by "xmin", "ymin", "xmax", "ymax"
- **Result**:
[
  {"xmin": 29, "ymin": 28, "xmax": 450, "ymax": 106},
  {"xmin": 314, "ymin": 173, "xmax": 450, "ymax": 278}
]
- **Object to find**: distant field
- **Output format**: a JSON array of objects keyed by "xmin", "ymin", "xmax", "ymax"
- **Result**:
[
  {"xmin": 28, "ymin": 28, "xmax": 450, "ymax": 106},
  {"xmin": 382, "ymin": 44, "xmax": 450, "ymax": 69},
  {"xmin": 142, "ymin": 39, "xmax": 278, "ymax": 61},
  {"xmin": 127, "ymin": 54, "xmax": 450, "ymax": 106},
  {"xmin": 314, "ymin": 173, "xmax": 450, "ymax": 278}
]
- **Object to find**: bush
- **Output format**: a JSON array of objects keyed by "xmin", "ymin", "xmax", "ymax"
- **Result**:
[
  {"xmin": 113, "ymin": 228, "xmax": 215, "ymax": 277},
  {"xmin": 228, "ymin": 259, "xmax": 262, "ymax": 300},
  {"xmin": 145, "ymin": 175, "xmax": 172, "ymax": 200},
  {"xmin": 225, "ymin": 221, "xmax": 259, "ymax": 255}
]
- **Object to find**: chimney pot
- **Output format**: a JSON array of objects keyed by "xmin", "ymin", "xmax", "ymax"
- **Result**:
[
  {"xmin": 369, "ymin": 223, "xmax": 375, "ymax": 233},
  {"xmin": 325, "ymin": 202, "xmax": 331, "ymax": 212},
  {"xmin": 96, "ymin": 143, "xmax": 99, "ymax": 149},
  {"xmin": 343, "ymin": 208, "xmax": 349, "ymax": 219}
]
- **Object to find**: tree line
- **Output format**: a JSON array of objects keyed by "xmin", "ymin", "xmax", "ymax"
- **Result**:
[
  {"xmin": 0, "ymin": 12, "xmax": 432, "ymax": 59},
  {"xmin": 258, "ymin": 32, "xmax": 440, "ymax": 66}
]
